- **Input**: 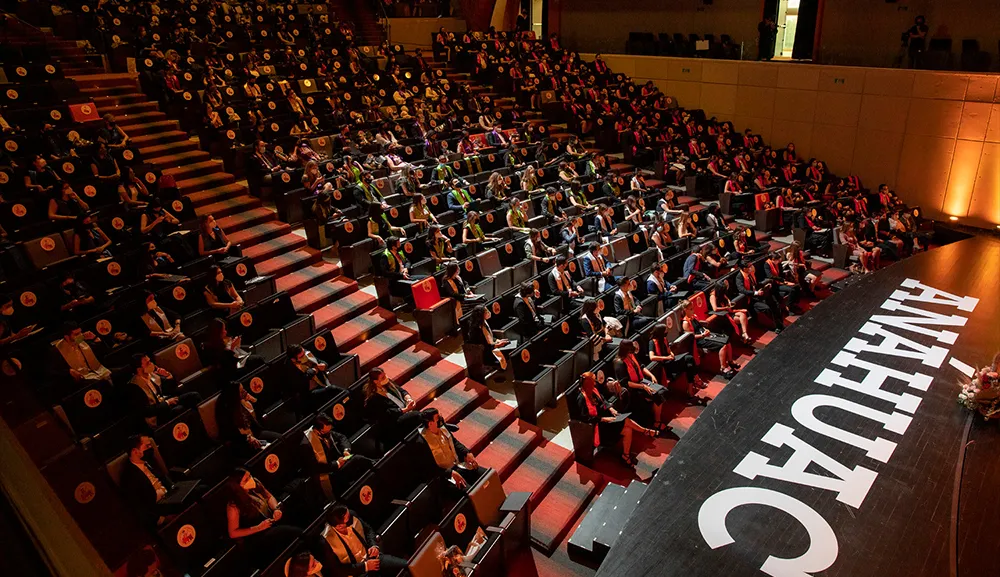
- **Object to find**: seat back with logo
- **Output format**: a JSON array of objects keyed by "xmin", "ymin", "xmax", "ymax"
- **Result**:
[
  {"xmin": 247, "ymin": 436, "xmax": 300, "ymax": 493},
  {"xmin": 407, "ymin": 531, "xmax": 448, "ymax": 577},
  {"xmin": 154, "ymin": 408, "xmax": 212, "ymax": 469},
  {"xmin": 157, "ymin": 498, "xmax": 224, "ymax": 572},
  {"xmin": 153, "ymin": 338, "xmax": 204, "ymax": 382},
  {"xmin": 468, "ymin": 468, "xmax": 506, "ymax": 528},
  {"xmin": 25, "ymin": 232, "xmax": 73, "ymax": 269},
  {"xmin": 58, "ymin": 379, "xmax": 117, "ymax": 436},
  {"xmin": 411, "ymin": 276, "xmax": 443, "ymax": 310},
  {"xmin": 439, "ymin": 496, "xmax": 481, "ymax": 552}
]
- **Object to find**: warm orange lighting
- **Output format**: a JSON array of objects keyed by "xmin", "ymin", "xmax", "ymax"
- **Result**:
[{"xmin": 949, "ymin": 216, "xmax": 959, "ymax": 221}]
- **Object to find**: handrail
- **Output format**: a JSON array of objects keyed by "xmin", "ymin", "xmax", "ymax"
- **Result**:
[{"xmin": 0, "ymin": 10, "xmax": 48, "ymax": 39}]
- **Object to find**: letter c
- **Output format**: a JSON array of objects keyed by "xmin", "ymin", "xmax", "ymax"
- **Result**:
[{"xmin": 698, "ymin": 486, "xmax": 838, "ymax": 577}]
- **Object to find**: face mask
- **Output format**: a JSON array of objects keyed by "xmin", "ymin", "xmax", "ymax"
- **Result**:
[
  {"xmin": 216, "ymin": 274, "xmax": 224, "ymax": 283},
  {"xmin": 147, "ymin": 300, "xmax": 157, "ymax": 310},
  {"xmin": 74, "ymin": 334, "xmax": 85, "ymax": 344},
  {"xmin": 1, "ymin": 305, "xmax": 12, "ymax": 316},
  {"xmin": 241, "ymin": 477, "xmax": 256, "ymax": 491}
]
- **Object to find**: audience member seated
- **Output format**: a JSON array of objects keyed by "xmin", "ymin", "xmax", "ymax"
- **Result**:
[
  {"xmin": 647, "ymin": 323, "xmax": 705, "ymax": 397},
  {"xmin": 681, "ymin": 301, "xmax": 738, "ymax": 378},
  {"xmin": 203, "ymin": 265, "xmax": 245, "ymax": 314},
  {"xmin": 319, "ymin": 505, "xmax": 409, "ymax": 576},
  {"xmin": 50, "ymin": 321, "xmax": 113, "ymax": 385},
  {"xmin": 569, "ymin": 371, "xmax": 656, "ymax": 465},
  {"xmin": 197, "ymin": 215, "xmax": 236, "ymax": 258},
  {"xmin": 124, "ymin": 353, "xmax": 200, "ymax": 430},
  {"xmin": 418, "ymin": 407, "xmax": 480, "ymax": 489},
  {"xmin": 613, "ymin": 340, "xmax": 669, "ymax": 434},
  {"xmin": 215, "ymin": 380, "xmax": 280, "ymax": 458},
  {"xmin": 226, "ymin": 468, "xmax": 304, "ymax": 568},
  {"xmin": 364, "ymin": 367, "xmax": 421, "ymax": 444},
  {"xmin": 709, "ymin": 280, "xmax": 751, "ymax": 344},
  {"xmin": 119, "ymin": 435, "xmax": 192, "ymax": 528},
  {"xmin": 301, "ymin": 415, "xmax": 370, "ymax": 493},
  {"xmin": 736, "ymin": 259, "xmax": 785, "ymax": 332},
  {"xmin": 287, "ymin": 344, "xmax": 340, "ymax": 416}
]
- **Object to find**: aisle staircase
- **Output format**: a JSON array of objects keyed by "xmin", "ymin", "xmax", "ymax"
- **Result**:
[{"xmin": 46, "ymin": 27, "xmax": 604, "ymax": 559}]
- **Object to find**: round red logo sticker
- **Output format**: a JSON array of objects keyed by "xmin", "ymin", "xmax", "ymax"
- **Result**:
[
  {"xmin": 264, "ymin": 454, "xmax": 280, "ymax": 473},
  {"xmin": 240, "ymin": 312, "xmax": 253, "ymax": 327},
  {"xmin": 83, "ymin": 185, "xmax": 97, "ymax": 197},
  {"xmin": 96, "ymin": 319, "xmax": 112, "ymax": 335},
  {"xmin": 521, "ymin": 349, "xmax": 530, "ymax": 363},
  {"xmin": 505, "ymin": 244, "xmax": 513, "ymax": 254},
  {"xmin": 492, "ymin": 302, "xmax": 501, "ymax": 315},
  {"xmin": 172, "ymin": 422, "xmax": 190, "ymax": 441},
  {"xmin": 454, "ymin": 513, "xmax": 467, "ymax": 534},
  {"xmin": 236, "ymin": 263, "xmax": 248, "ymax": 277},
  {"xmin": 359, "ymin": 485, "xmax": 374, "ymax": 505},
  {"xmin": 314, "ymin": 336, "xmax": 327, "ymax": 351},
  {"xmin": 20, "ymin": 292, "xmax": 36, "ymax": 307},
  {"xmin": 176, "ymin": 524, "xmax": 197, "ymax": 548},
  {"xmin": 250, "ymin": 377, "xmax": 264, "ymax": 394},
  {"xmin": 83, "ymin": 389, "xmax": 103, "ymax": 408},
  {"xmin": 173, "ymin": 286, "xmax": 186, "ymax": 301},
  {"xmin": 332, "ymin": 403, "xmax": 345, "ymax": 421},
  {"xmin": 40, "ymin": 237, "xmax": 56, "ymax": 252},
  {"xmin": 175, "ymin": 343, "xmax": 190, "ymax": 360},
  {"xmin": 562, "ymin": 322, "xmax": 570, "ymax": 334},
  {"xmin": 107, "ymin": 262, "xmax": 121, "ymax": 276},
  {"xmin": 465, "ymin": 261, "xmax": 474, "ymax": 272},
  {"xmin": 597, "ymin": 370, "xmax": 605, "ymax": 383},
  {"xmin": 74, "ymin": 482, "xmax": 96, "ymax": 504},
  {"xmin": 145, "ymin": 172, "xmax": 156, "ymax": 183}
]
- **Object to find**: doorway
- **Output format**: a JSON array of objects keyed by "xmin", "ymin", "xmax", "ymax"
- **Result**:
[{"xmin": 763, "ymin": 0, "xmax": 820, "ymax": 60}]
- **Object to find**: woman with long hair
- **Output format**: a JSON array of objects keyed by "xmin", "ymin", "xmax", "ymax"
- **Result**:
[
  {"xmin": 709, "ymin": 280, "xmax": 751, "ymax": 343},
  {"xmin": 682, "ymin": 301, "xmax": 737, "ymax": 378},
  {"xmin": 225, "ymin": 468, "xmax": 303, "ymax": 566},
  {"xmin": 215, "ymin": 380, "xmax": 279, "ymax": 458},
  {"xmin": 197, "ymin": 214, "xmax": 236, "ymax": 257},
  {"xmin": 613, "ymin": 339, "xmax": 669, "ymax": 436},
  {"xmin": 568, "ymin": 371, "xmax": 655, "ymax": 466},
  {"xmin": 363, "ymin": 367, "xmax": 421, "ymax": 443},
  {"xmin": 464, "ymin": 304, "xmax": 514, "ymax": 369},
  {"xmin": 648, "ymin": 323, "xmax": 705, "ymax": 397},
  {"xmin": 203, "ymin": 265, "xmax": 244, "ymax": 313}
]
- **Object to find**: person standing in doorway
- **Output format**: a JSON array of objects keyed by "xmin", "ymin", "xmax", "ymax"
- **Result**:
[
  {"xmin": 757, "ymin": 17, "xmax": 777, "ymax": 60},
  {"xmin": 904, "ymin": 15, "xmax": 929, "ymax": 69}
]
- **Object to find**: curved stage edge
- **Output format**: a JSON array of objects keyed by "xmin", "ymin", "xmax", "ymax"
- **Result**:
[{"xmin": 595, "ymin": 235, "xmax": 1000, "ymax": 577}]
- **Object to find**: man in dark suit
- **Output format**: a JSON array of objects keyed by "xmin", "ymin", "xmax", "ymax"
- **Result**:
[
  {"xmin": 320, "ymin": 505, "xmax": 409, "ymax": 577},
  {"xmin": 736, "ymin": 259, "xmax": 785, "ymax": 332},
  {"xmin": 301, "ymin": 415, "xmax": 370, "ymax": 493},
  {"xmin": 119, "ymin": 435, "xmax": 197, "ymax": 527},
  {"xmin": 614, "ymin": 276, "xmax": 653, "ymax": 336},
  {"xmin": 548, "ymin": 256, "xmax": 584, "ymax": 312},
  {"xmin": 763, "ymin": 252, "xmax": 802, "ymax": 313},
  {"xmin": 581, "ymin": 241, "xmax": 620, "ymax": 286},
  {"xmin": 513, "ymin": 281, "xmax": 543, "ymax": 338}
]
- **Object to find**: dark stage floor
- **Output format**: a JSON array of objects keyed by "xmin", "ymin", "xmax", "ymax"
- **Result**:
[{"xmin": 596, "ymin": 235, "xmax": 1000, "ymax": 577}]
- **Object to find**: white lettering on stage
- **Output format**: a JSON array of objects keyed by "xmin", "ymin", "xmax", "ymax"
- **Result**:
[{"xmin": 697, "ymin": 278, "xmax": 980, "ymax": 577}]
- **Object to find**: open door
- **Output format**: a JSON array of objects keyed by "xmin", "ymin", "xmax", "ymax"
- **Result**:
[{"xmin": 791, "ymin": 0, "xmax": 820, "ymax": 59}]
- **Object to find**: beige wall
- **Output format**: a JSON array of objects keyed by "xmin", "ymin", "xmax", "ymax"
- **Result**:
[
  {"xmin": 388, "ymin": 17, "xmax": 466, "ymax": 50},
  {"xmin": 586, "ymin": 54, "xmax": 1000, "ymax": 229},
  {"xmin": 562, "ymin": 0, "xmax": 1000, "ymax": 69}
]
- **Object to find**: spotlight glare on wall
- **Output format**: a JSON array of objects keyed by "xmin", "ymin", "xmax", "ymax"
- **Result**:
[{"xmin": 949, "ymin": 216, "xmax": 959, "ymax": 221}]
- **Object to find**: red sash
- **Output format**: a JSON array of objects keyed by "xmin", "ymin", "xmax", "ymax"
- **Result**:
[
  {"xmin": 624, "ymin": 354, "xmax": 644, "ymax": 383},
  {"xmin": 582, "ymin": 390, "xmax": 601, "ymax": 445}
]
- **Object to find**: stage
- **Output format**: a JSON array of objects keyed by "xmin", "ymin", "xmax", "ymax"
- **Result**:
[{"xmin": 595, "ymin": 234, "xmax": 1000, "ymax": 577}]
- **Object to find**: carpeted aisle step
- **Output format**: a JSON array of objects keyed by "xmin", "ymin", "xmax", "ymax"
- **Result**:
[
  {"xmin": 195, "ymin": 195, "xmax": 262, "ymax": 219},
  {"xmin": 503, "ymin": 439, "xmax": 575, "ymax": 508},
  {"xmin": 275, "ymin": 262, "xmax": 342, "ymax": 296},
  {"xmin": 328, "ymin": 307, "xmax": 396, "ymax": 350},
  {"xmin": 147, "ymin": 149, "xmax": 212, "ymax": 168},
  {"xmin": 809, "ymin": 259, "xmax": 831, "ymax": 272},
  {"xmin": 176, "ymin": 172, "xmax": 235, "ymax": 195},
  {"xmin": 119, "ymin": 119, "xmax": 180, "ymax": 137},
  {"xmin": 140, "ymin": 139, "xmax": 200, "ymax": 159},
  {"xmin": 820, "ymin": 267, "xmax": 850, "ymax": 285},
  {"xmin": 426, "ymin": 378, "xmax": 489, "ymax": 423},
  {"xmin": 243, "ymin": 233, "xmax": 308, "ymax": 264},
  {"xmin": 453, "ymin": 399, "xmax": 517, "ymax": 454},
  {"xmin": 217, "ymin": 207, "xmax": 277, "ymax": 234},
  {"xmin": 348, "ymin": 324, "xmax": 421, "ymax": 373},
  {"xmin": 255, "ymin": 247, "xmax": 321, "ymax": 278},
  {"xmin": 229, "ymin": 221, "xmax": 292, "ymax": 248},
  {"xmin": 475, "ymin": 419, "xmax": 541, "ymax": 479},
  {"xmin": 380, "ymin": 341, "xmax": 441, "ymax": 384},
  {"xmin": 187, "ymin": 183, "xmax": 250, "ymax": 209},
  {"xmin": 290, "ymin": 277, "xmax": 358, "ymax": 313},
  {"xmin": 311, "ymin": 289, "xmax": 376, "ymax": 327},
  {"xmin": 132, "ymin": 130, "xmax": 189, "ymax": 149},
  {"xmin": 163, "ymin": 160, "xmax": 224, "ymax": 182},
  {"xmin": 530, "ymin": 463, "xmax": 604, "ymax": 554},
  {"xmin": 405, "ymin": 360, "xmax": 467, "ymax": 408}
]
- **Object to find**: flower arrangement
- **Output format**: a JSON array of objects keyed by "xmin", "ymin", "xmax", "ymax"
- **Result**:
[{"xmin": 957, "ymin": 360, "xmax": 1000, "ymax": 420}]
